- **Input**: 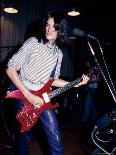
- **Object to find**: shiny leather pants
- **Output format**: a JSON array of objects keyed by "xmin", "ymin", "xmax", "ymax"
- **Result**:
[{"xmin": 14, "ymin": 100, "xmax": 64, "ymax": 155}]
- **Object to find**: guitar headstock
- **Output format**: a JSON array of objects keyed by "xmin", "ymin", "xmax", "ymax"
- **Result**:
[{"xmin": 88, "ymin": 66, "xmax": 100, "ymax": 83}]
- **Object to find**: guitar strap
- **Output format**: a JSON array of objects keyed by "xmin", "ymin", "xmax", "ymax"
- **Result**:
[{"xmin": 50, "ymin": 58, "xmax": 58, "ymax": 78}]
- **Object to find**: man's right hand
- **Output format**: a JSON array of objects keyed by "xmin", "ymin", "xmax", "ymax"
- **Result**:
[{"xmin": 25, "ymin": 92, "xmax": 44, "ymax": 108}]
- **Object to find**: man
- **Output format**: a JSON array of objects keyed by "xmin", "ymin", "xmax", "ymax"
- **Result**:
[{"xmin": 6, "ymin": 12, "xmax": 89, "ymax": 155}]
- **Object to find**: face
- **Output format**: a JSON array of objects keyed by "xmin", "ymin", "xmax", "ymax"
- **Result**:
[{"xmin": 45, "ymin": 17, "xmax": 59, "ymax": 44}]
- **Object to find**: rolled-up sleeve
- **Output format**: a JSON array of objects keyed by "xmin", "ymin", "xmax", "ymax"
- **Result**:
[{"xmin": 7, "ymin": 37, "xmax": 37, "ymax": 71}]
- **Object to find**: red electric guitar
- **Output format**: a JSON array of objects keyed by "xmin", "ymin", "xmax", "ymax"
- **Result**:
[{"xmin": 5, "ymin": 76, "xmax": 87, "ymax": 132}]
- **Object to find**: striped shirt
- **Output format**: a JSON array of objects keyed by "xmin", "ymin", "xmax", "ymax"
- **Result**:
[{"xmin": 8, "ymin": 37, "xmax": 63, "ymax": 90}]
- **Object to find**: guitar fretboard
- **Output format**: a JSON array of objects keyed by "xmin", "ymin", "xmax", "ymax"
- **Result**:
[{"xmin": 48, "ymin": 78, "xmax": 81, "ymax": 99}]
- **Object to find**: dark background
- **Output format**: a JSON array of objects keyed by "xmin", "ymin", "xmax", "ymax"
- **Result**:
[
  {"xmin": 0, "ymin": 1, "xmax": 116, "ymax": 154},
  {"xmin": 0, "ymin": 0, "xmax": 116, "ymax": 138},
  {"xmin": 1, "ymin": 0, "xmax": 115, "ymax": 107}
]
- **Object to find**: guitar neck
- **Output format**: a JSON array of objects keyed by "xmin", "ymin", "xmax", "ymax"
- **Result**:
[{"xmin": 48, "ymin": 78, "xmax": 81, "ymax": 99}]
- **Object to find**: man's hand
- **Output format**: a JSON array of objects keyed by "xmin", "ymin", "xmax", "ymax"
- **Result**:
[
  {"xmin": 25, "ymin": 92, "xmax": 44, "ymax": 108},
  {"xmin": 75, "ymin": 74, "xmax": 90, "ymax": 87}
]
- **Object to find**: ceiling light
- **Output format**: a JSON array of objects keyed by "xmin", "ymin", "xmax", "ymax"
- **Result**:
[
  {"xmin": 4, "ymin": 7, "xmax": 18, "ymax": 14},
  {"xmin": 68, "ymin": 8, "xmax": 80, "ymax": 16}
]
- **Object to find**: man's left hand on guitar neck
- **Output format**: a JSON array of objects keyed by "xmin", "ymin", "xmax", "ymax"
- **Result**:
[
  {"xmin": 75, "ymin": 74, "xmax": 90, "ymax": 87},
  {"xmin": 52, "ymin": 74, "xmax": 90, "ymax": 88}
]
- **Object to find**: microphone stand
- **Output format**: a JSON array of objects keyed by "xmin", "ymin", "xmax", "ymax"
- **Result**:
[
  {"xmin": 87, "ymin": 41, "xmax": 116, "ymax": 103},
  {"xmin": 94, "ymin": 38, "xmax": 116, "ymax": 95},
  {"xmin": 87, "ymin": 40, "xmax": 116, "ymax": 154}
]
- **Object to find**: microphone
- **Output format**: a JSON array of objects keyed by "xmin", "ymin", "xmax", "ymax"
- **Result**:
[{"xmin": 73, "ymin": 28, "xmax": 96, "ymax": 39}]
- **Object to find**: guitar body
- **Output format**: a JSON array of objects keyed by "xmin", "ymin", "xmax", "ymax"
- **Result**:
[
  {"xmin": 4, "ymin": 68, "xmax": 95, "ymax": 132},
  {"xmin": 5, "ymin": 80, "xmax": 58, "ymax": 132}
]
